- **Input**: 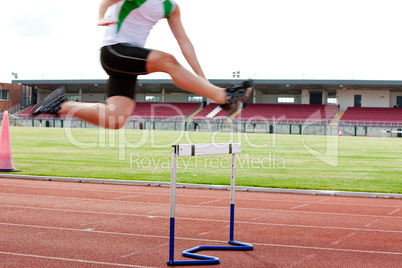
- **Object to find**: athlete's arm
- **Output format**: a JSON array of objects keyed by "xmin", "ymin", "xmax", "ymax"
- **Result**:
[
  {"xmin": 98, "ymin": 0, "xmax": 121, "ymax": 26},
  {"xmin": 167, "ymin": 5, "xmax": 208, "ymax": 81}
]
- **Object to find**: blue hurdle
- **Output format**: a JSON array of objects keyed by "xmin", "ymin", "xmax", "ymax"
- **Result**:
[{"xmin": 167, "ymin": 143, "xmax": 253, "ymax": 266}]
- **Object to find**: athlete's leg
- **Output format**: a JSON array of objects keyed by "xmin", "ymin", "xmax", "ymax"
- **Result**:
[
  {"xmin": 31, "ymin": 45, "xmax": 139, "ymax": 129},
  {"xmin": 146, "ymin": 50, "xmax": 227, "ymax": 104},
  {"xmin": 57, "ymin": 45, "xmax": 140, "ymax": 129},
  {"xmin": 58, "ymin": 96, "xmax": 135, "ymax": 129},
  {"xmin": 31, "ymin": 45, "xmax": 252, "ymax": 124}
]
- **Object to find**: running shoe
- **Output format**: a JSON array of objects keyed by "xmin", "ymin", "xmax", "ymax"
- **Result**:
[
  {"xmin": 220, "ymin": 79, "xmax": 254, "ymax": 115},
  {"xmin": 30, "ymin": 87, "xmax": 67, "ymax": 116}
]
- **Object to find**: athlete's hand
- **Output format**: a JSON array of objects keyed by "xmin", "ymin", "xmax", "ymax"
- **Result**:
[{"xmin": 98, "ymin": 18, "xmax": 118, "ymax": 26}]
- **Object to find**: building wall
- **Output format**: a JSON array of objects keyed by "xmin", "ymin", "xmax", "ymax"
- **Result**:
[
  {"xmin": 301, "ymin": 89, "xmax": 328, "ymax": 105},
  {"xmin": 164, "ymin": 94, "xmax": 190, "ymax": 102},
  {"xmin": 15, "ymin": 81, "xmax": 402, "ymax": 113},
  {"xmin": 36, "ymin": 89, "xmax": 49, "ymax": 102},
  {"xmin": 254, "ymin": 89, "xmax": 263, "ymax": 103},
  {"xmin": 80, "ymin": 93, "xmax": 106, "ymax": 102},
  {"xmin": 74, "ymin": 93, "xmax": 206, "ymax": 103},
  {"xmin": 0, "ymin": 83, "xmax": 21, "ymax": 112},
  {"xmin": 262, "ymin": 94, "xmax": 302, "ymax": 104},
  {"xmin": 337, "ymin": 89, "xmax": 391, "ymax": 110},
  {"xmin": 390, "ymin": 92, "xmax": 402, "ymax": 107},
  {"xmin": 0, "ymin": 100, "xmax": 12, "ymax": 111},
  {"xmin": 133, "ymin": 93, "xmax": 205, "ymax": 103}
]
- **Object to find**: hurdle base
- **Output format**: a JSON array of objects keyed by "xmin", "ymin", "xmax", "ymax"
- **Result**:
[
  {"xmin": 168, "ymin": 144, "xmax": 252, "ymax": 266},
  {"xmin": 167, "ymin": 257, "xmax": 219, "ymax": 266},
  {"xmin": 228, "ymin": 240, "xmax": 254, "ymax": 249},
  {"xmin": 167, "ymin": 241, "xmax": 253, "ymax": 266}
]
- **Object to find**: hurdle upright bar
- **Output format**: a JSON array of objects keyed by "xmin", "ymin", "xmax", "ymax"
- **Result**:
[{"xmin": 168, "ymin": 143, "xmax": 253, "ymax": 266}]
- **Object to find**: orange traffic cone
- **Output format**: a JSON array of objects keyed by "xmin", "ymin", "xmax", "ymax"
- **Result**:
[
  {"xmin": 0, "ymin": 111, "xmax": 20, "ymax": 172},
  {"xmin": 339, "ymin": 128, "xmax": 342, "ymax": 137},
  {"xmin": 196, "ymin": 125, "xmax": 199, "ymax": 132}
]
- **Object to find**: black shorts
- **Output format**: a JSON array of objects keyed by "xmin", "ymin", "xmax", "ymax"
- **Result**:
[{"xmin": 100, "ymin": 43, "xmax": 151, "ymax": 99}]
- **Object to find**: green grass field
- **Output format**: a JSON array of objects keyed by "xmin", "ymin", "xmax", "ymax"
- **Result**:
[{"xmin": 3, "ymin": 127, "xmax": 402, "ymax": 194}]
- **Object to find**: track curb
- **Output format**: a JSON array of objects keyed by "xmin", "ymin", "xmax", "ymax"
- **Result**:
[{"xmin": 1, "ymin": 174, "xmax": 401, "ymax": 199}]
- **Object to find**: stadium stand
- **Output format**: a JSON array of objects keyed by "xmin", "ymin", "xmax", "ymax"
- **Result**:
[
  {"xmin": 214, "ymin": 106, "xmax": 234, "ymax": 118},
  {"xmin": 339, "ymin": 107, "xmax": 402, "ymax": 126},
  {"xmin": 191, "ymin": 103, "xmax": 220, "ymax": 121},
  {"xmin": 15, "ymin": 105, "xmax": 67, "ymax": 119},
  {"xmin": 18, "ymin": 101, "xmax": 401, "ymax": 127},
  {"xmin": 195, "ymin": 103, "xmax": 218, "ymax": 117},
  {"xmin": 15, "ymin": 102, "xmax": 201, "ymax": 121},
  {"xmin": 233, "ymin": 103, "xmax": 339, "ymax": 124},
  {"xmin": 8, "ymin": 79, "xmax": 402, "ymax": 136},
  {"xmin": 130, "ymin": 102, "xmax": 200, "ymax": 120},
  {"xmin": 14, "ymin": 106, "xmax": 33, "ymax": 118}
]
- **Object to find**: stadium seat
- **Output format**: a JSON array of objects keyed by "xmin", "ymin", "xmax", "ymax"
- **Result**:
[
  {"xmin": 340, "ymin": 107, "xmax": 402, "ymax": 126},
  {"xmin": 234, "ymin": 104, "xmax": 339, "ymax": 124},
  {"xmin": 15, "ymin": 102, "xmax": 201, "ymax": 121}
]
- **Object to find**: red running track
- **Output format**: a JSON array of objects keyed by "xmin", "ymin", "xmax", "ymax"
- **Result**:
[{"xmin": 0, "ymin": 178, "xmax": 401, "ymax": 267}]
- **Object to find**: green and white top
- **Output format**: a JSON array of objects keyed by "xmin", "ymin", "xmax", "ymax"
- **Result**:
[{"xmin": 101, "ymin": 0, "xmax": 176, "ymax": 48}]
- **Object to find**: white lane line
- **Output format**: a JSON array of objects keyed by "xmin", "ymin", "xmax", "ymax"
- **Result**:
[
  {"xmin": 0, "ymin": 222, "xmax": 167, "ymax": 239},
  {"xmin": 331, "ymin": 232, "xmax": 357, "ymax": 245},
  {"xmin": 2, "ymin": 210, "xmax": 402, "ymax": 234},
  {"xmin": 249, "ymin": 242, "xmax": 402, "ymax": 255},
  {"xmin": 291, "ymin": 204, "xmax": 310, "ymax": 210},
  {"xmin": 388, "ymin": 208, "xmax": 400, "ymax": 215},
  {"xmin": 0, "ymin": 251, "xmax": 156, "ymax": 267},
  {"xmin": 0, "ymin": 184, "xmax": 400, "ymax": 208},
  {"xmin": 364, "ymin": 219, "xmax": 380, "ymax": 228},
  {"xmin": 1, "ymin": 201, "xmax": 400, "ymax": 220},
  {"xmin": 1, "ymin": 223, "xmax": 401, "ymax": 256},
  {"xmin": 198, "ymin": 199, "xmax": 223, "ymax": 205},
  {"xmin": 4, "ymin": 210, "xmax": 25, "ymax": 215},
  {"xmin": 113, "ymin": 195, "xmax": 141, "ymax": 200},
  {"xmin": 120, "ymin": 243, "xmax": 169, "ymax": 259},
  {"xmin": 318, "ymin": 197, "xmax": 334, "ymax": 202},
  {"xmin": 79, "ymin": 216, "xmax": 125, "ymax": 227}
]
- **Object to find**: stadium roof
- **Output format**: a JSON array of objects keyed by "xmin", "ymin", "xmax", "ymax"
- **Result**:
[{"xmin": 12, "ymin": 79, "xmax": 402, "ymax": 95}]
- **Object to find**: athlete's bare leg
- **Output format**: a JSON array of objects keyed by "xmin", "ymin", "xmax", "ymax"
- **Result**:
[
  {"xmin": 32, "ymin": 49, "xmax": 252, "ymax": 129},
  {"xmin": 56, "ymin": 50, "xmax": 227, "ymax": 129},
  {"xmin": 146, "ymin": 50, "xmax": 227, "ymax": 104},
  {"xmin": 58, "ymin": 96, "xmax": 135, "ymax": 129}
]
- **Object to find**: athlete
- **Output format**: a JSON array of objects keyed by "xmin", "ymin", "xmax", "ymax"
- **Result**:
[{"xmin": 31, "ymin": 0, "xmax": 254, "ymax": 129}]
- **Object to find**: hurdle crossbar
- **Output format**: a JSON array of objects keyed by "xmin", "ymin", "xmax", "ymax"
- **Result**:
[{"xmin": 168, "ymin": 143, "xmax": 253, "ymax": 266}]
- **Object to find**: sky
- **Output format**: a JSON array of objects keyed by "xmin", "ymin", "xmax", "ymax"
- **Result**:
[{"xmin": 1, "ymin": 0, "xmax": 402, "ymax": 83}]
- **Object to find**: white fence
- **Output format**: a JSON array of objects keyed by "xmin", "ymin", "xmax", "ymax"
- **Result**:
[{"xmin": 2, "ymin": 116, "xmax": 401, "ymax": 138}]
